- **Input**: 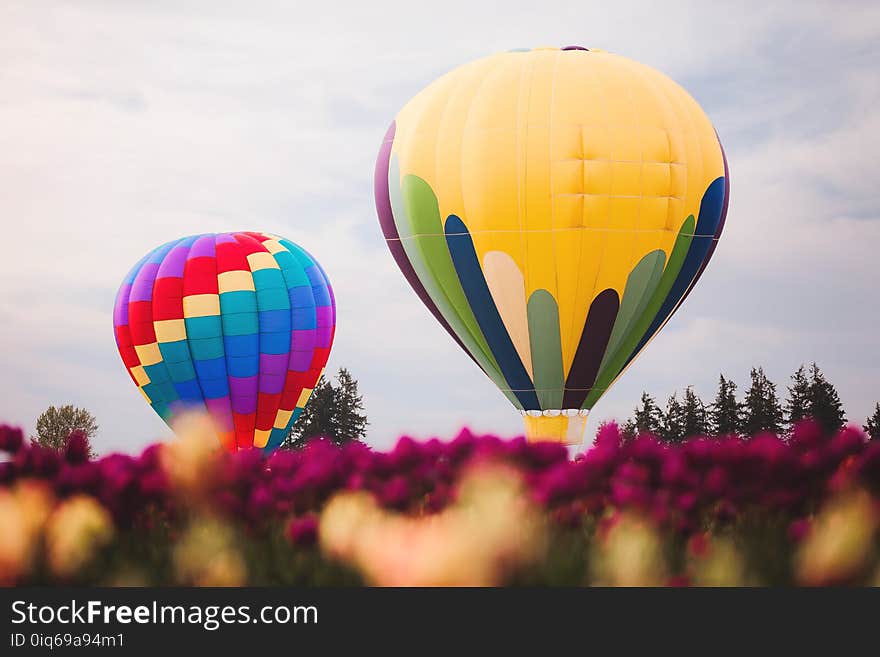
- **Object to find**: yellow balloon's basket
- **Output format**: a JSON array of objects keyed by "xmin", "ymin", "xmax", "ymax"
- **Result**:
[{"xmin": 522, "ymin": 411, "xmax": 588, "ymax": 446}]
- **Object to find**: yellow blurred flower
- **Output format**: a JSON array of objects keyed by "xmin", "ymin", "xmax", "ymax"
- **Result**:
[
  {"xmin": 320, "ymin": 462, "xmax": 544, "ymax": 586},
  {"xmin": 689, "ymin": 536, "xmax": 747, "ymax": 587},
  {"xmin": 796, "ymin": 489, "xmax": 878, "ymax": 586},
  {"xmin": 173, "ymin": 516, "xmax": 246, "ymax": 586},
  {"xmin": 0, "ymin": 480, "xmax": 54, "ymax": 584},
  {"xmin": 45, "ymin": 495, "xmax": 115, "ymax": 579},
  {"xmin": 319, "ymin": 491, "xmax": 381, "ymax": 561},
  {"xmin": 161, "ymin": 411, "xmax": 222, "ymax": 499},
  {"xmin": 593, "ymin": 512, "xmax": 667, "ymax": 586}
]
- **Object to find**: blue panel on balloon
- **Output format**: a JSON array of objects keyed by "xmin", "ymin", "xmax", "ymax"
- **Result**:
[
  {"xmin": 292, "ymin": 307, "xmax": 317, "ymax": 330},
  {"xmin": 289, "ymin": 286, "xmax": 314, "ymax": 309},
  {"xmin": 174, "ymin": 378, "xmax": 205, "ymax": 402},
  {"xmin": 311, "ymin": 283, "xmax": 331, "ymax": 307},
  {"xmin": 227, "ymin": 354, "xmax": 259, "ymax": 377},
  {"xmin": 259, "ymin": 331, "xmax": 289, "ymax": 354},
  {"xmin": 258, "ymin": 309, "xmax": 291, "ymax": 333},
  {"xmin": 195, "ymin": 356, "xmax": 226, "ymax": 380},
  {"xmin": 199, "ymin": 376, "xmax": 229, "ymax": 399},
  {"xmin": 224, "ymin": 333, "xmax": 259, "ymax": 357}
]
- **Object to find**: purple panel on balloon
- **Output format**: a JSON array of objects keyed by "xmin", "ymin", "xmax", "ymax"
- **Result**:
[
  {"xmin": 229, "ymin": 376, "xmax": 258, "ymax": 414},
  {"xmin": 315, "ymin": 326, "xmax": 332, "ymax": 349},
  {"xmin": 315, "ymin": 306, "xmax": 332, "ymax": 327},
  {"xmin": 188, "ymin": 235, "xmax": 216, "ymax": 258},
  {"xmin": 291, "ymin": 329, "xmax": 316, "ymax": 352},
  {"xmin": 205, "ymin": 396, "xmax": 233, "ymax": 428},
  {"xmin": 259, "ymin": 372, "xmax": 285, "ymax": 395},
  {"xmin": 157, "ymin": 244, "xmax": 189, "ymax": 278},
  {"xmin": 130, "ymin": 263, "xmax": 160, "ymax": 301},
  {"xmin": 289, "ymin": 350, "xmax": 312, "ymax": 372},
  {"xmin": 260, "ymin": 352, "xmax": 288, "ymax": 376},
  {"xmin": 113, "ymin": 285, "xmax": 131, "ymax": 326}
]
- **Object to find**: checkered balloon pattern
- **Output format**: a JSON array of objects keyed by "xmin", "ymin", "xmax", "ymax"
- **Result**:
[{"xmin": 113, "ymin": 232, "xmax": 336, "ymax": 452}]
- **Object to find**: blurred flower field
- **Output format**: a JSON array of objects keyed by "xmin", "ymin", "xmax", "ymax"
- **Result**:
[{"xmin": 2, "ymin": 415, "xmax": 880, "ymax": 586}]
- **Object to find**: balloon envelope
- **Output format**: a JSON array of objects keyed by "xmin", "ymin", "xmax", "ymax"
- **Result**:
[
  {"xmin": 113, "ymin": 232, "xmax": 335, "ymax": 452},
  {"xmin": 375, "ymin": 47, "xmax": 728, "ymax": 444}
]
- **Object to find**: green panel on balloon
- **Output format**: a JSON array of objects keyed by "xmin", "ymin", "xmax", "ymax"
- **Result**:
[{"xmin": 527, "ymin": 289, "xmax": 565, "ymax": 409}]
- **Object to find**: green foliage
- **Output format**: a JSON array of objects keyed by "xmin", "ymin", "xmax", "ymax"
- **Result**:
[
  {"xmin": 631, "ymin": 392, "xmax": 664, "ymax": 437},
  {"xmin": 785, "ymin": 365, "xmax": 811, "ymax": 428},
  {"xmin": 864, "ymin": 403, "xmax": 880, "ymax": 441},
  {"xmin": 663, "ymin": 392, "xmax": 685, "ymax": 443},
  {"xmin": 802, "ymin": 363, "xmax": 846, "ymax": 435},
  {"xmin": 282, "ymin": 368, "xmax": 368, "ymax": 449},
  {"xmin": 681, "ymin": 386, "xmax": 709, "ymax": 438},
  {"xmin": 34, "ymin": 404, "xmax": 98, "ymax": 453},
  {"xmin": 710, "ymin": 375, "xmax": 740, "ymax": 435},
  {"xmin": 739, "ymin": 367, "xmax": 784, "ymax": 435}
]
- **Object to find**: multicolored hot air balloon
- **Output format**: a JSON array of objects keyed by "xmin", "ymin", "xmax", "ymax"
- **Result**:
[
  {"xmin": 113, "ymin": 232, "xmax": 335, "ymax": 452},
  {"xmin": 375, "ymin": 47, "xmax": 728, "ymax": 444}
]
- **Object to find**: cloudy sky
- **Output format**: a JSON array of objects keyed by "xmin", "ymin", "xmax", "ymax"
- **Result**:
[{"xmin": 1, "ymin": 1, "xmax": 877, "ymax": 454}]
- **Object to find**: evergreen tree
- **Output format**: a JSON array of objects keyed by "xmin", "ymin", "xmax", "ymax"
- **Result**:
[
  {"xmin": 804, "ymin": 363, "xmax": 846, "ymax": 435},
  {"xmin": 864, "ymin": 403, "xmax": 880, "ymax": 441},
  {"xmin": 620, "ymin": 419, "xmax": 637, "ymax": 442},
  {"xmin": 281, "ymin": 368, "xmax": 368, "ymax": 449},
  {"xmin": 709, "ymin": 375, "xmax": 740, "ymax": 436},
  {"xmin": 333, "ymin": 368, "xmax": 369, "ymax": 444},
  {"xmin": 663, "ymin": 392, "xmax": 686, "ymax": 443},
  {"xmin": 631, "ymin": 392, "xmax": 664, "ymax": 437},
  {"xmin": 785, "ymin": 365, "xmax": 811, "ymax": 428},
  {"xmin": 681, "ymin": 386, "xmax": 709, "ymax": 438},
  {"xmin": 740, "ymin": 367, "xmax": 784, "ymax": 436},
  {"xmin": 34, "ymin": 405, "xmax": 98, "ymax": 452}
]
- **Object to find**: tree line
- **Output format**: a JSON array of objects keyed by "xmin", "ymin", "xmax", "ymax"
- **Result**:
[
  {"xmin": 621, "ymin": 363, "xmax": 880, "ymax": 442},
  {"xmin": 29, "ymin": 367, "xmax": 369, "ymax": 456}
]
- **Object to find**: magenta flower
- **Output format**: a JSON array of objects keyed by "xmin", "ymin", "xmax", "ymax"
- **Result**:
[
  {"xmin": 0, "ymin": 425, "xmax": 23, "ymax": 453},
  {"xmin": 378, "ymin": 475, "xmax": 411, "ymax": 510},
  {"xmin": 286, "ymin": 514, "xmax": 319, "ymax": 546},
  {"xmin": 64, "ymin": 430, "xmax": 91, "ymax": 464},
  {"xmin": 703, "ymin": 465, "xmax": 729, "ymax": 497},
  {"xmin": 787, "ymin": 518, "xmax": 811, "ymax": 543}
]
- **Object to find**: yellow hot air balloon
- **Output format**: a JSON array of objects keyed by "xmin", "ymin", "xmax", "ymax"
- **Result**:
[{"xmin": 375, "ymin": 47, "xmax": 729, "ymax": 444}]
